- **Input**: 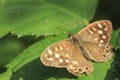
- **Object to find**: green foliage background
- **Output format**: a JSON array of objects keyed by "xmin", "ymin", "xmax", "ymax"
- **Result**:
[{"xmin": 0, "ymin": 0, "xmax": 120, "ymax": 80}]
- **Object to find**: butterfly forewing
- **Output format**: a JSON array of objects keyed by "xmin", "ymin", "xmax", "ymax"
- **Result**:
[
  {"xmin": 77, "ymin": 20, "xmax": 112, "ymax": 45},
  {"xmin": 40, "ymin": 40, "xmax": 71, "ymax": 68}
]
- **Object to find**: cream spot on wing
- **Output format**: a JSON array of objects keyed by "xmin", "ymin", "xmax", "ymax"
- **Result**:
[
  {"xmin": 100, "ymin": 40, "xmax": 104, "ymax": 43},
  {"xmin": 65, "ymin": 54, "xmax": 69, "ymax": 57},
  {"xmin": 103, "ymin": 22, "xmax": 106, "ymax": 25},
  {"xmin": 59, "ymin": 58, "xmax": 63, "ymax": 63},
  {"xmin": 55, "ymin": 53, "xmax": 60, "ymax": 58},
  {"xmin": 44, "ymin": 54, "xmax": 47, "ymax": 57},
  {"xmin": 97, "ymin": 22, "xmax": 102, "ymax": 29},
  {"xmin": 98, "ymin": 44, "xmax": 103, "ymax": 47},
  {"xmin": 69, "ymin": 64, "xmax": 74, "ymax": 69},
  {"xmin": 94, "ymin": 38, "xmax": 98, "ymax": 41},
  {"xmin": 49, "ymin": 57, "xmax": 53, "ymax": 61},
  {"xmin": 103, "ymin": 22, "xmax": 108, "ymax": 30},
  {"xmin": 98, "ymin": 30, "xmax": 103, "ymax": 34},
  {"xmin": 102, "ymin": 35, "xmax": 107, "ymax": 39},
  {"xmin": 88, "ymin": 30, "xmax": 94, "ymax": 34},
  {"xmin": 54, "ymin": 47, "xmax": 59, "ymax": 52},
  {"xmin": 59, "ymin": 45, "xmax": 63, "ymax": 50},
  {"xmin": 65, "ymin": 59, "xmax": 69, "ymax": 63},
  {"xmin": 92, "ymin": 27, "xmax": 97, "ymax": 31},
  {"xmin": 48, "ymin": 49, "xmax": 53, "ymax": 55},
  {"xmin": 72, "ymin": 61, "xmax": 78, "ymax": 65},
  {"xmin": 104, "ymin": 28, "xmax": 107, "ymax": 31}
]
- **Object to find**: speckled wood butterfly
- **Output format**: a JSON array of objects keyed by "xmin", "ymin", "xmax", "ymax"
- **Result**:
[{"xmin": 40, "ymin": 20, "xmax": 113, "ymax": 76}]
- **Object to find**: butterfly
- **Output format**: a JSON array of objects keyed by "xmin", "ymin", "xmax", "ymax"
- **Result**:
[{"xmin": 40, "ymin": 20, "xmax": 113, "ymax": 76}]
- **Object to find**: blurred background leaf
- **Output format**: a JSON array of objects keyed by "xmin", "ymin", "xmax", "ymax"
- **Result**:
[
  {"xmin": 0, "ymin": 0, "xmax": 97, "ymax": 38},
  {"xmin": 111, "ymin": 29, "xmax": 120, "ymax": 49}
]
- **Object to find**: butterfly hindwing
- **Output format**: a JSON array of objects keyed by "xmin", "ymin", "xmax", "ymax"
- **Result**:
[
  {"xmin": 81, "ymin": 41, "xmax": 112, "ymax": 62},
  {"xmin": 66, "ymin": 43, "xmax": 93, "ymax": 76}
]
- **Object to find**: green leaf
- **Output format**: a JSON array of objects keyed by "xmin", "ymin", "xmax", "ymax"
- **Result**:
[
  {"xmin": 111, "ymin": 29, "xmax": 120, "ymax": 49},
  {"xmin": 0, "ymin": 0, "xmax": 97, "ymax": 38}
]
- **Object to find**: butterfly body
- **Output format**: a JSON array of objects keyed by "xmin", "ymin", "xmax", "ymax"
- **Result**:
[
  {"xmin": 40, "ymin": 20, "xmax": 113, "ymax": 76},
  {"xmin": 68, "ymin": 33, "xmax": 84, "ymax": 47}
]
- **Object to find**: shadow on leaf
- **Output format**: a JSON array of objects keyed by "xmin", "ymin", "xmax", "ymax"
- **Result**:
[
  {"xmin": 105, "ymin": 49, "xmax": 120, "ymax": 80},
  {"xmin": 10, "ymin": 58, "xmax": 76, "ymax": 80}
]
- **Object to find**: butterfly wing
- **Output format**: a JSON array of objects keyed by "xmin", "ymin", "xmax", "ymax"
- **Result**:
[
  {"xmin": 81, "ymin": 41, "xmax": 113, "ymax": 62},
  {"xmin": 77, "ymin": 20, "xmax": 112, "ymax": 44},
  {"xmin": 66, "ymin": 42, "xmax": 93, "ymax": 76},
  {"xmin": 40, "ymin": 40, "xmax": 71, "ymax": 68},
  {"xmin": 77, "ymin": 20, "xmax": 113, "ymax": 62},
  {"xmin": 40, "ymin": 39, "xmax": 93, "ymax": 76}
]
